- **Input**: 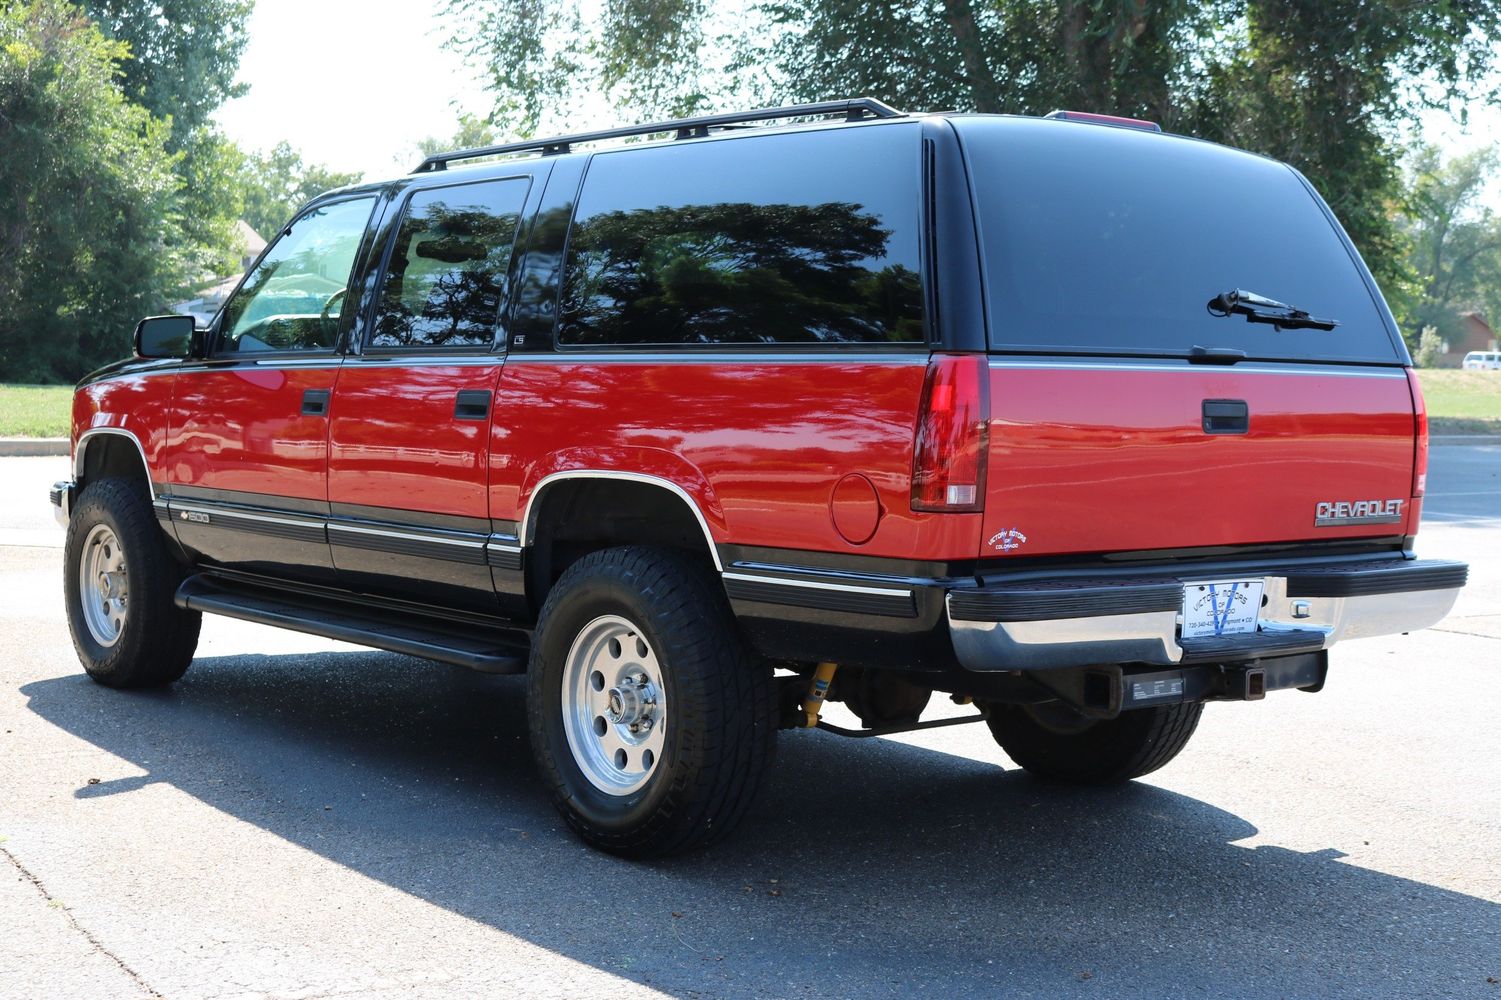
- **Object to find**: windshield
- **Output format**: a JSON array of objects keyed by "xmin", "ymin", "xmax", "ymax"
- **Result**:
[{"xmin": 955, "ymin": 117, "xmax": 1404, "ymax": 363}]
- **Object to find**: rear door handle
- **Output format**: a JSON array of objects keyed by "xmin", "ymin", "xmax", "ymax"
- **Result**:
[
  {"xmin": 1202, "ymin": 399, "xmax": 1248, "ymax": 434},
  {"xmin": 454, "ymin": 390, "xmax": 491, "ymax": 421},
  {"xmin": 302, "ymin": 389, "xmax": 330, "ymax": 417}
]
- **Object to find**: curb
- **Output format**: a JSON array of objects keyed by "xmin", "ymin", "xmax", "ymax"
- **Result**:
[
  {"xmin": 0, "ymin": 437, "xmax": 69, "ymax": 457},
  {"xmin": 1430, "ymin": 434, "xmax": 1501, "ymax": 445}
]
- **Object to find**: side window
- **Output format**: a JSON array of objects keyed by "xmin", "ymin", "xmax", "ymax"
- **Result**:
[
  {"xmin": 558, "ymin": 125, "xmax": 924, "ymax": 348},
  {"xmin": 369, "ymin": 178, "xmax": 531, "ymax": 351},
  {"xmin": 218, "ymin": 197, "xmax": 375, "ymax": 354}
]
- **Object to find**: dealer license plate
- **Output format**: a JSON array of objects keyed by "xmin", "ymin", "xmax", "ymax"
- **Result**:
[{"xmin": 1180, "ymin": 579, "xmax": 1265, "ymax": 639}]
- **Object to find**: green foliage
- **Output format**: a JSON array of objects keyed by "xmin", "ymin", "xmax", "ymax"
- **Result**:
[
  {"xmin": 1398, "ymin": 145, "xmax": 1501, "ymax": 344},
  {"xmin": 413, "ymin": 112, "xmax": 501, "ymax": 160},
  {"xmin": 0, "ymin": 0, "xmax": 188, "ymax": 382},
  {"xmin": 236, "ymin": 141, "xmax": 362, "ymax": 241},
  {"xmin": 446, "ymin": 0, "xmax": 1501, "ymax": 313},
  {"xmin": 1414, "ymin": 326, "xmax": 1446, "ymax": 368},
  {"xmin": 78, "ymin": 0, "xmax": 252, "ymax": 147},
  {"xmin": 176, "ymin": 125, "xmax": 252, "ymax": 278}
]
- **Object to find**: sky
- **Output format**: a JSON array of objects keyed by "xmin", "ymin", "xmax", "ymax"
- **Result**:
[
  {"xmin": 213, "ymin": 0, "xmax": 492, "ymax": 179},
  {"xmin": 214, "ymin": 0, "xmax": 1501, "ymax": 201}
]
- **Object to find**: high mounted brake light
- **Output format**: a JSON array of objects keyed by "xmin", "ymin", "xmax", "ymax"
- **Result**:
[
  {"xmin": 911, "ymin": 354, "xmax": 989, "ymax": 512},
  {"xmin": 1043, "ymin": 110, "xmax": 1162, "ymax": 133}
]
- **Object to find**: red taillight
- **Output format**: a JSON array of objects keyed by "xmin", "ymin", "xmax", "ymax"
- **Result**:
[
  {"xmin": 911, "ymin": 354, "xmax": 989, "ymax": 512},
  {"xmin": 1406, "ymin": 367, "xmax": 1428, "ymax": 497}
]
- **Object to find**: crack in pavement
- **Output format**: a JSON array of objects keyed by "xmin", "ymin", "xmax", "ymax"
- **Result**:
[
  {"xmin": 1431, "ymin": 626, "xmax": 1501, "ymax": 640},
  {"xmin": 2, "ymin": 843, "xmax": 162, "ymax": 998}
]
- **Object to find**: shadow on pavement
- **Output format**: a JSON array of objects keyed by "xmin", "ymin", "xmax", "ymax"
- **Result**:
[{"xmin": 22, "ymin": 651, "xmax": 1501, "ymax": 998}]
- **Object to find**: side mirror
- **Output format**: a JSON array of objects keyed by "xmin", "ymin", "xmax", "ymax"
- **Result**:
[{"xmin": 133, "ymin": 315, "xmax": 196, "ymax": 359}]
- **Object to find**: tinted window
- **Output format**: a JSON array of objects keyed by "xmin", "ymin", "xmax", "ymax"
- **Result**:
[
  {"xmin": 370, "ymin": 178, "xmax": 530, "ymax": 350},
  {"xmin": 956, "ymin": 118, "xmax": 1402, "ymax": 363},
  {"xmin": 558, "ymin": 124, "xmax": 924, "ymax": 348},
  {"xmin": 219, "ymin": 197, "xmax": 375, "ymax": 354}
]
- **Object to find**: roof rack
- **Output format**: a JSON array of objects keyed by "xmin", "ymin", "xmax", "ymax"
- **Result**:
[{"xmin": 411, "ymin": 97, "xmax": 904, "ymax": 174}]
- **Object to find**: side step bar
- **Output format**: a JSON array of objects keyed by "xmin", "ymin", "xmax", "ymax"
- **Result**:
[{"xmin": 175, "ymin": 575, "xmax": 529, "ymax": 673}]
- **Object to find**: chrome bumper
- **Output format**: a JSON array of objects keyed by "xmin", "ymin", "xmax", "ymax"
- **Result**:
[
  {"xmin": 49, "ymin": 480, "xmax": 74, "ymax": 529},
  {"xmin": 947, "ymin": 558, "xmax": 1467, "ymax": 671}
]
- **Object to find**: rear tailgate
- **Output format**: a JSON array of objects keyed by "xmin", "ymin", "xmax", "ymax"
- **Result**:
[
  {"xmin": 950, "ymin": 116, "xmax": 1417, "ymax": 560},
  {"xmin": 982, "ymin": 362, "xmax": 1415, "ymax": 557}
]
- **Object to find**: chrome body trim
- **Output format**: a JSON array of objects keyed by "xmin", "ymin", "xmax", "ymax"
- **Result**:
[
  {"xmin": 326, "ymin": 522, "xmax": 486, "ymax": 548},
  {"xmin": 507, "ymin": 352, "xmax": 929, "ymax": 366},
  {"xmin": 985, "ymin": 359, "xmax": 1408, "ymax": 379},
  {"xmin": 521, "ymin": 471, "xmax": 724, "ymax": 572},
  {"xmin": 74, "ymin": 428, "xmax": 155, "ymax": 501},
  {"xmin": 947, "ymin": 573, "xmax": 1463, "ymax": 671},
  {"xmin": 170, "ymin": 504, "xmax": 323, "ymax": 529},
  {"xmin": 720, "ymin": 570, "xmax": 911, "ymax": 598}
]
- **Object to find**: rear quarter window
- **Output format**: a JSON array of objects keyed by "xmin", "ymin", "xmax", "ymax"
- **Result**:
[
  {"xmin": 558, "ymin": 123, "xmax": 925, "ymax": 348},
  {"xmin": 954, "ymin": 117, "xmax": 1404, "ymax": 364}
]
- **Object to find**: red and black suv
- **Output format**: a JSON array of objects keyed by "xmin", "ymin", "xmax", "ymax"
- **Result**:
[{"xmin": 52, "ymin": 99, "xmax": 1467, "ymax": 856}]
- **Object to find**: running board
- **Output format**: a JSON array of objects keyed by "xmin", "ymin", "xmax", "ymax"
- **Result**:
[{"xmin": 175, "ymin": 575, "xmax": 529, "ymax": 673}]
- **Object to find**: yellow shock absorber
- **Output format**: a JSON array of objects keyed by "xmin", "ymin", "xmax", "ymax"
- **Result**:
[{"xmin": 802, "ymin": 661, "xmax": 839, "ymax": 728}]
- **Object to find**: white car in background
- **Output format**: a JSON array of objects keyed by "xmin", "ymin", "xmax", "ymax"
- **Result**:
[{"xmin": 1462, "ymin": 350, "xmax": 1501, "ymax": 370}]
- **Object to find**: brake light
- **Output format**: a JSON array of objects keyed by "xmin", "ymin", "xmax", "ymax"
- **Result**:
[
  {"xmin": 911, "ymin": 354, "xmax": 989, "ymax": 512},
  {"xmin": 1405, "ymin": 368, "xmax": 1428, "ymax": 496},
  {"xmin": 1043, "ymin": 110, "xmax": 1162, "ymax": 132}
]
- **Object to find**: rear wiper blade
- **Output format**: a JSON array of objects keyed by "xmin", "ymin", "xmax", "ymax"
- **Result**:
[{"xmin": 1207, "ymin": 288, "xmax": 1338, "ymax": 331}]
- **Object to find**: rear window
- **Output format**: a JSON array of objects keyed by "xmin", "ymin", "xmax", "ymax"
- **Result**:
[
  {"xmin": 955, "ymin": 117, "xmax": 1403, "ymax": 363},
  {"xmin": 557, "ymin": 123, "xmax": 925, "ymax": 348}
]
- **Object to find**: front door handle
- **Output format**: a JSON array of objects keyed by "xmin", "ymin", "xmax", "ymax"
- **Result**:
[
  {"xmin": 454, "ymin": 390, "xmax": 491, "ymax": 421},
  {"xmin": 302, "ymin": 389, "xmax": 330, "ymax": 417}
]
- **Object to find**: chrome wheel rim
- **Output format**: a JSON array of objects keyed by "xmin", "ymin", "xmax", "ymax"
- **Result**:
[
  {"xmin": 79, "ymin": 523, "xmax": 128, "ymax": 647},
  {"xmin": 561, "ymin": 614, "xmax": 667, "ymax": 795}
]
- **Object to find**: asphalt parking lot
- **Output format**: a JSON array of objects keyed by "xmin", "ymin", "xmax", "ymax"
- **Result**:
[{"xmin": 1, "ymin": 448, "xmax": 1498, "ymax": 1000}]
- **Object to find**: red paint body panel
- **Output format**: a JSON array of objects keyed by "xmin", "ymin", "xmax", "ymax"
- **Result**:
[
  {"xmin": 72, "ymin": 373, "xmax": 175, "ymax": 485},
  {"xmin": 981, "ymin": 365, "xmax": 1417, "ymax": 558},
  {"xmin": 489, "ymin": 359, "xmax": 982, "ymax": 559},
  {"xmin": 328, "ymin": 363, "xmax": 502, "ymax": 518},
  {"xmin": 166, "ymin": 366, "xmax": 338, "ymax": 504}
]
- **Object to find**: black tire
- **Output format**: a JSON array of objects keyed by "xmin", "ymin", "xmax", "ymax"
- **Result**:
[
  {"xmin": 64, "ymin": 478, "xmax": 200, "ymax": 688},
  {"xmin": 527, "ymin": 546, "xmax": 777, "ymax": 858},
  {"xmin": 984, "ymin": 699, "xmax": 1203, "ymax": 784}
]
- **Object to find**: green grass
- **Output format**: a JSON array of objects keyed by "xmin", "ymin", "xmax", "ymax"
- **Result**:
[
  {"xmin": 1413, "ymin": 369, "xmax": 1501, "ymax": 434},
  {"xmin": 0, "ymin": 384, "xmax": 73, "ymax": 437}
]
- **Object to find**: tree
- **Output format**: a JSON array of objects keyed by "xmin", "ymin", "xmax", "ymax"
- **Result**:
[
  {"xmin": 1398, "ymin": 145, "xmax": 1501, "ymax": 342},
  {"xmin": 1184, "ymin": 1, "xmax": 1501, "ymax": 317},
  {"xmin": 78, "ymin": 0, "xmax": 253, "ymax": 146},
  {"xmin": 0, "ymin": 0, "xmax": 188, "ymax": 382},
  {"xmin": 237, "ymin": 141, "xmax": 362, "ymax": 240},
  {"xmin": 444, "ymin": 1, "xmax": 1501, "ymax": 316}
]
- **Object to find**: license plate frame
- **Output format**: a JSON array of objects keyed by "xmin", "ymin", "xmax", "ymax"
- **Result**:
[{"xmin": 1180, "ymin": 578, "xmax": 1265, "ymax": 639}]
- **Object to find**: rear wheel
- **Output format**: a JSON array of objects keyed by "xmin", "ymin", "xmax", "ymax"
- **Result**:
[
  {"xmin": 527, "ymin": 546, "xmax": 777, "ymax": 857},
  {"xmin": 984, "ymin": 699, "xmax": 1203, "ymax": 784},
  {"xmin": 64, "ymin": 478, "xmax": 200, "ymax": 688}
]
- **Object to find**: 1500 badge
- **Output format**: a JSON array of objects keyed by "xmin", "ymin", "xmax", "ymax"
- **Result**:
[{"xmin": 1314, "ymin": 498, "xmax": 1403, "ymax": 527}]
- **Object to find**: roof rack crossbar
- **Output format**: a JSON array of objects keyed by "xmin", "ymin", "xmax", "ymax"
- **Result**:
[{"xmin": 411, "ymin": 97, "xmax": 904, "ymax": 174}]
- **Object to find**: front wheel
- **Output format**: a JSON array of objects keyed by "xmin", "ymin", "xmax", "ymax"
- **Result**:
[
  {"xmin": 527, "ymin": 546, "xmax": 777, "ymax": 857},
  {"xmin": 983, "ymin": 699, "xmax": 1203, "ymax": 784},
  {"xmin": 64, "ymin": 478, "xmax": 200, "ymax": 688}
]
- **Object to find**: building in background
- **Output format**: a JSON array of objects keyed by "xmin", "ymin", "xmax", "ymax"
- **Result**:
[
  {"xmin": 172, "ymin": 221, "xmax": 267, "ymax": 326},
  {"xmin": 1437, "ymin": 312, "xmax": 1499, "ymax": 367}
]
